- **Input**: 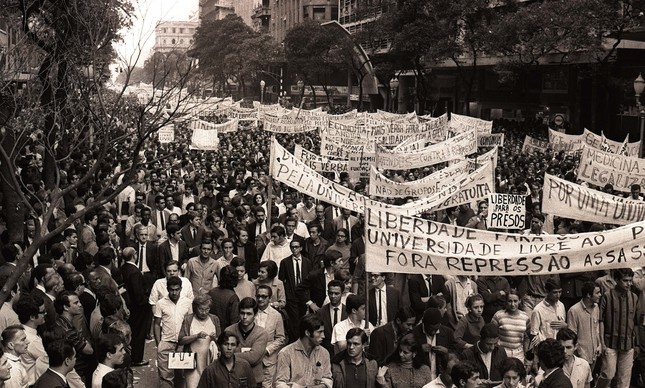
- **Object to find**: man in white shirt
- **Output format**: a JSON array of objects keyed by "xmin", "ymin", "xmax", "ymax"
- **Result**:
[
  {"xmin": 14, "ymin": 295, "xmax": 46, "ymax": 386},
  {"xmin": 261, "ymin": 225, "xmax": 291, "ymax": 268},
  {"xmin": 255, "ymin": 285, "xmax": 286, "ymax": 388},
  {"xmin": 91, "ymin": 334, "xmax": 126, "ymax": 388},
  {"xmin": 1, "ymin": 325, "xmax": 29, "ymax": 388},
  {"xmin": 149, "ymin": 261, "xmax": 194, "ymax": 314},
  {"xmin": 331, "ymin": 294, "xmax": 373, "ymax": 354}
]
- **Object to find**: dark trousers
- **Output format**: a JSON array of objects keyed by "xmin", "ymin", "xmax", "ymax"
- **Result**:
[{"xmin": 128, "ymin": 304, "xmax": 153, "ymax": 362}]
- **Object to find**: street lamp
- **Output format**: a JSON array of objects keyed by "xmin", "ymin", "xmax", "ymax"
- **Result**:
[
  {"xmin": 260, "ymin": 80, "xmax": 266, "ymax": 104},
  {"xmin": 389, "ymin": 77, "xmax": 399, "ymax": 113},
  {"xmin": 635, "ymin": 73, "xmax": 645, "ymax": 158},
  {"xmin": 297, "ymin": 80, "xmax": 304, "ymax": 107}
]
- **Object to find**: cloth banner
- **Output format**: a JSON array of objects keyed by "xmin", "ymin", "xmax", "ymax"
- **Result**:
[
  {"xmin": 321, "ymin": 136, "xmax": 375, "ymax": 159},
  {"xmin": 488, "ymin": 193, "xmax": 527, "ymax": 229},
  {"xmin": 583, "ymin": 129, "xmax": 639, "ymax": 156},
  {"xmin": 364, "ymin": 204, "xmax": 645, "ymax": 275},
  {"xmin": 577, "ymin": 144, "xmax": 645, "ymax": 193},
  {"xmin": 374, "ymin": 110, "xmax": 418, "ymax": 122},
  {"xmin": 190, "ymin": 128, "xmax": 219, "ymax": 150},
  {"xmin": 216, "ymin": 119, "xmax": 239, "ymax": 133},
  {"xmin": 376, "ymin": 130, "xmax": 477, "ymax": 170},
  {"xmin": 450, "ymin": 113, "xmax": 493, "ymax": 136},
  {"xmin": 428, "ymin": 161, "xmax": 495, "ymax": 211},
  {"xmin": 522, "ymin": 136, "xmax": 548, "ymax": 154},
  {"xmin": 158, "ymin": 125, "xmax": 174, "ymax": 144},
  {"xmin": 420, "ymin": 114, "xmax": 449, "ymax": 143},
  {"xmin": 294, "ymin": 144, "xmax": 349, "ymax": 173},
  {"xmin": 478, "ymin": 133, "xmax": 504, "ymax": 148},
  {"xmin": 542, "ymin": 174, "xmax": 645, "ymax": 225},
  {"xmin": 229, "ymin": 106, "xmax": 258, "ymax": 121},
  {"xmin": 548, "ymin": 128, "xmax": 583, "ymax": 153},
  {"xmin": 270, "ymin": 138, "xmax": 459, "ymax": 216},
  {"xmin": 369, "ymin": 161, "xmax": 470, "ymax": 198}
]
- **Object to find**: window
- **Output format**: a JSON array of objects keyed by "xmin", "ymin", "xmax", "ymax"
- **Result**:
[
  {"xmin": 313, "ymin": 7, "xmax": 325, "ymax": 20},
  {"xmin": 172, "ymin": 28, "xmax": 176, "ymax": 33},
  {"xmin": 179, "ymin": 28, "xmax": 184, "ymax": 33},
  {"xmin": 162, "ymin": 28, "xmax": 167, "ymax": 33},
  {"xmin": 171, "ymin": 38, "xmax": 176, "ymax": 44},
  {"xmin": 180, "ymin": 39, "xmax": 184, "ymax": 44}
]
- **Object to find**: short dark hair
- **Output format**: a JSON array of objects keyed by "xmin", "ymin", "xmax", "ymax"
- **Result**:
[
  {"xmin": 270, "ymin": 225, "xmax": 285, "ymax": 237},
  {"xmin": 217, "ymin": 330, "xmax": 239, "ymax": 346},
  {"xmin": 54, "ymin": 291, "xmax": 77, "ymax": 315},
  {"xmin": 451, "ymin": 361, "xmax": 480, "ymax": 386},
  {"xmin": 96, "ymin": 334, "xmax": 124, "ymax": 363},
  {"xmin": 395, "ymin": 306, "xmax": 417, "ymax": 322},
  {"xmin": 14, "ymin": 294, "xmax": 44, "ymax": 324},
  {"xmin": 218, "ymin": 266, "xmax": 239, "ymax": 290},
  {"xmin": 499, "ymin": 357, "xmax": 526, "ymax": 380},
  {"xmin": 299, "ymin": 314, "xmax": 324, "ymax": 338},
  {"xmin": 327, "ymin": 279, "xmax": 344, "ymax": 291},
  {"xmin": 545, "ymin": 278, "xmax": 562, "ymax": 292},
  {"xmin": 556, "ymin": 327, "xmax": 578, "ymax": 345},
  {"xmin": 345, "ymin": 294, "xmax": 364, "ymax": 315},
  {"xmin": 536, "ymin": 338, "xmax": 566, "ymax": 369},
  {"xmin": 167, "ymin": 276, "xmax": 182, "ymax": 289},
  {"xmin": 99, "ymin": 294, "xmax": 123, "ymax": 317},
  {"xmin": 323, "ymin": 250, "xmax": 343, "ymax": 268},
  {"xmin": 345, "ymin": 327, "xmax": 368, "ymax": 344},
  {"xmin": 238, "ymin": 297, "xmax": 258, "ymax": 314},
  {"xmin": 1, "ymin": 324, "xmax": 25, "ymax": 348},
  {"xmin": 166, "ymin": 223, "xmax": 180, "ymax": 235},
  {"xmin": 256, "ymin": 284, "xmax": 272, "ymax": 297},
  {"xmin": 581, "ymin": 281, "xmax": 599, "ymax": 298},
  {"xmin": 258, "ymin": 260, "xmax": 278, "ymax": 279},
  {"xmin": 231, "ymin": 257, "xmax": 246, "ymax": 268},
  {"xmin": 480, "ymin": 323, "xmax": 499, "ymax": 340},
  {"xmin": 47, "ymin": 339, "xmax": 75, "ymax": 368}
]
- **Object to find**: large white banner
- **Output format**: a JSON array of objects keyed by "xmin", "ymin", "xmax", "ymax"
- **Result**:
[
  {"xmin": 294, "ymin": 144, "xmax": 349, "ymax": 173},
  {"xmin": 478, "ymin": 133, "xmax": 504, "ymax": 148},
  {"xmin": 522, "ymin": 136, "xmax": 548, "ymax": 154},
  {"xmin": 583, "ymin": 129, "xmax": 639, "ymax": 156},
  {"xmin": 577, "ymin": 144, "xmax": 645, "ymax": 192},
  {"xmin": 450, "ymin": 113, "xmax": 493, "ymax": 136},
  {"xmin": 429, "ymin": 162, "xmax": 495, "ymax": 211},
  {"xmin": 364, "ymin": 204, "xmax": 645, "ymax": 275},
  {"xmin": 190, "ymin": 128, "xmax": 219, "ymax": 150},
  {"xmin": 543, "ymin": 174, "xmax": 645, "ymax": 225},
  {"xmin": 376, "ymin": 130, "xmax": 477, "ymax": 170},
  {"xmin": 369, "ymin": 161, "xmax": 470, "ymax": 198}
]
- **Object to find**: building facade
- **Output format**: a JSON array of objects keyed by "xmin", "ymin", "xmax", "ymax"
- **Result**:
[
  {"xmin": 199, "ymin": 0, "xmax": 235, "ymax": 22},
  {"xmin": 270, "ymin": 0, "xmax": 339, "ymax": 42},
  {"xmin": 152, "ymin": 21, "xmax": 199, "ymax": 54}
]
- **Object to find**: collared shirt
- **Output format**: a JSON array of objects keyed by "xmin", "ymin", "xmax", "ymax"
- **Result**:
[
  {"xmin": 184, "ymin": 256, "xmax": 218, "ymax": 294},
  {"xmin": 148, "ymin": 277, "xmax": 194, "ymax": 309},
  {"xmin": 169, "ymin": 240, "xmax": 180, "ymax": 262},
  {"xmin": 332, "ymin": 319, "xmax": 374, "ymax": 345},
  {"xmin": 155, "ymin": 296, "xmax": 193, "ymax": 342},
  {"xmin": 275, "ymin": 339, "xmax": 332, "ymax": 388},
  {"xmin": 425, "ymin": 332, "xmax": 438, "ymax": 380},
  {"xmin": 5, "ymin": 352, "xmax": 28, "ymax": 388},
  {"xmin": 292, "ymin": 255, "xmax": 303, "ymax": 285},
  {"xmin": 21, "ymin": 325, "xmax": 47, "ymax": 386},
  {"xmin": 197, "ymin": 355, "xmax": 255, "ymax": 388},
  {"xmin": 530, "ymin": 299, "xmax": 566, "ymax": 342},
  {"xmin": 563, "ymin": 356, "xmax": 592, "ymax": 388},
  {"xmin": 0, "ymin": 302, "xmax": 20, "ymax": 333},
  {"xmin": 91, "ymin": 363, "xmax": 114, "ymax": 388},
  {"xmin": 344, "ymin": 356, "xmax": 367, "ymax": 388},
  {"xmin": 477, "ymin": 343, "xmax": 492, "ymax": 376},
  {"xmin": 599, "ymin": 287, "xmax": 639, "ymax": 350},
  {"xmin": 375, "ymin": 286, "xmax": 388, "ymax": 326},
  {"xmin": 48, "ymin": 368, "xmax": 68, "ymax": 385},
  {"xmin": 566, "ymin": 300, "xmax": 600, "ymax": 364},
  {"xmin": 137, "ymin": 243, "xmax": 151, "ymax": 272},
  {"xmin": 256, "ymin": 308, "xmax": 269, "ymax": 328}
]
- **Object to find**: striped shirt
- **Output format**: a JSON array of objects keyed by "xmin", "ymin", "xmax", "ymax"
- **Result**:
[
  {"xmin": 491, "ymin": 309, "xmax": 529, "ymax": 351},
  {"xmin": 599, "ymin": 288, "xmax": 639, "ymax": 350}
]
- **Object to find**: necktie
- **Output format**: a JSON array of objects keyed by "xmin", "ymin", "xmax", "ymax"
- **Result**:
[
  {"xmin": 258, "ymin": 223, "xmax": 263, "ymax": 235},
  {"xmin": 192, "ymin": 228, "xmax": 196, "ymax": 240},
  {"xmin": 333, "ymin": 307, "xmax": 339, "ymax": 326},
  {"xmin": 139, "ymin": 245, "xmax": 144, "ymax": 270},
  {"xmin": 345, "ymin": 219, "xmax": 351, "ymax": 242},
  {"xmin": 377, "ymin": 289, "xmax": 382, "ymax": 325},
  {"xmin": 295, "ymin": 258, "xmax": 301, "ymax": 284},
  {"xmin": 159, "ymin": 211, "xmax": 165, "ymax": 230},
  {"xmin": 426, "ymin": 276, "xmax": 432, "ymax": 293}
]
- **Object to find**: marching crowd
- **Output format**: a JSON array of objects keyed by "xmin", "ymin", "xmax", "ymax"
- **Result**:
[{"xmin": 0, "ymin": 113, "xmax": 642, "ymax": 388}]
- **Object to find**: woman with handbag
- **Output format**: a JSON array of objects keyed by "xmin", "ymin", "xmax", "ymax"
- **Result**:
[{"xmin": 178, "ymin": 294, "xmax": 222, "ymax": 388}]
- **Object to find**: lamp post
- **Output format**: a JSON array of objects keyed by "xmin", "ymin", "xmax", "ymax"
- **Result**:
[
  {"xmin": 297, "ymin": 79, "xmax": 304, "ymax": 107},
  {"xmin": 260, "ymin": 80, "xmax": 265, "ymax": 104},
  {"xmin": 635, "ymin": 73, "xmax": 645, "ymax": 158},
  {"xmin": 389, "ymin": 77, "xmax": 399, "ymax": 113}
]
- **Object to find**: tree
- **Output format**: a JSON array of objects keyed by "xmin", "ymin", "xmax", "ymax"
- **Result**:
[
  {"xmin": 142, "ymin": 50, "xmax": 193, "ymax": 90},
  {"xmin": 0, "ymin": 0, "xmax": 200, "ymax": 305},
  {"xmin": 190, "ymin": 14, "xmax": 280, "ymax": 98}
]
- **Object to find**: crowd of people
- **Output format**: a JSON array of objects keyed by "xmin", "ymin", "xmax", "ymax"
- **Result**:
[{"xmin": 0, "ymin": 112, "xmax": 641, "ymax": 388}]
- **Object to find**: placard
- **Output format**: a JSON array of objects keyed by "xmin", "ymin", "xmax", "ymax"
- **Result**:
[{"xmin": 488, "ymin": 193, "xmax": 526, "ymax": 229}]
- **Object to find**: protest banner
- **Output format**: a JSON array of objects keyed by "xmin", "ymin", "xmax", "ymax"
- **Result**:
[
  {"xmin": 158, "ymin": 125, "xmax": 174, "ymax": 144},
  {"xmin": 364, "ymin": 203, "xmax": 645, "ymax": 276},
  {"xmin": 347, "ymin": 153, "xmax": 375, "ymax": 180},
  {"xmin": 543, "ymin": 174, "xmax": 645, "ymax": 225},
  {"xmin": 429, "ymin": 162, "xmax": 495, "ymax": 211},
  {"xmin": 420, "ymin": 114, "xmax": 449, "ymax": 142},
  {"xmin": 478, "ymin": 133, "xmax": 504, "ymax": 148},
  {"xmin": 215, "ymin": 119, "xmax": 239, "ymax": 133},
  {"xmin": 369, "ymin": 161, "xmax": 471, "ymax": 198},
  {"xmin": 320, "ymin": 135, "xmax": 376, "ymax": 159},
  {"xmin": 375, "ymin": 110, "xmax": 418, "ymax": 122},
  {"xmin": 450, "ymin": 113, "xmax": 493, "ymax": 136},
  {"xmin": 488, "ymin": 193, "xmax": 526, "ymax": 229},
  {"xmin": 521, "ymin": 136, "xmax": 548, "ymax": 154},
  {"xmin": 294, "ymin": 144, "xmax": 349, "ymax": 173},
  {"xmin": 270, "ymin": 138, "xmax": 459, "ymax": 216},
  {"xmin": 548, "ymin": 128, "xmax": 583, "ymax": 153},
  {"xmin": 577, "ymin": 144, "xmax": 645, "ymax": 192},
  {"xmin": 376, "ymin": 129, "xmax": 477, "ymax": 170},
  {"xmin": 190, "ymin": 128, "xmax": 219, "ymax": 150},
  {"xmin": 582, "ymin": 129, "xmax": 639, "ymax": 156}
]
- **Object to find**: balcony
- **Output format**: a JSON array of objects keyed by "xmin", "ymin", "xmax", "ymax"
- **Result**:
[{"xmin": 252, "ymin": 4, "xmax": 271, "ymax": 19}]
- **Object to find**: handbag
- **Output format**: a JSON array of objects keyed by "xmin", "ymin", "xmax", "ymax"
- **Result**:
[{"xmin": 168, "ymin": 343, "xmax": 196, "ymax": 370}]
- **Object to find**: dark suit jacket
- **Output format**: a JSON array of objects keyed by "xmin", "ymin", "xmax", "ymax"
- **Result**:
[
  {"xmin": 31, "ymin": 288, "xmax": 57, "ymax": 328},
  {"xmin": 129, "ymin": 241, "xmax": 160, "ymax": 278},
  {"xmin": 296, "ymin": 268, "xmax": 327, "ymax": 309},
  {"xmin": 157, "ymin": 239, "xmax": 190, "ymax": 268},
  {"xmin": 246, "ymin": 221, "xmax": 266, "ymax": 243},
  {"xmin": 93, "ymin": 265, "xmax": 119, "ymax": 295},
  {"xmin": 369, "ymin": 322, "xmax": 397, "ymax": 366},
  {"xmin": 368, "ymin": 286, "xmax": 402, "ymax": 326},
  {"xmin": 308, "ymin": 218, "xmax": 336, "ymax": 242},
  {"xmin": 462, "ymin": 345, "xmax": 508, "ymax": 381},
  {"xmin": 316, "ymin": 303, "xmax": 347, "ymax": 355},
  {"xmin": 121, "ymin": 262, "xmax": 147, "ymax": 310},
  {"xmin": 33, "ymin": 368, "xmax": 69, "ymax": 388},
  {"xmin": 408, "ymin": 274, "xmax": 450, "ymax": 318},
  {"xmin": 150, "ymin": 208, "xmax": 172, "ymax": 231},
  {"xmin": 233, "ymin": 242, "xmax": 259, "ymax": 280},
  {"xmin": 278, "ymin": 255, "xmax": 312, "ymax": 302},
  {"xmin": 412, "ymin": 324, "xmax": 459, "ymax": 369},
  {"xmin": 180, "ymin": 224, "xmax": 203, "ymax": 249},
  {"xmin": 540, "ymin": 368, "xmax": 573, "ymax": 388}
]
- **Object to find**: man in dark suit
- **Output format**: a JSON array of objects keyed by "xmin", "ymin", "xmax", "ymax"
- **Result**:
[
  {"xmin": 315, "ymin": 280, "xmax": 347, "ymax": 355},
  {"xmin": 412, "ymin": 308, "xmax": 459, "ymax": 373},
  {"xmin": 180, "ymin": 211, "xmax": 203, "ymax": 250},
  {"xmin": 278, "ymin": 240, "xmax": 312, "ymax": 342},
  {"xmin": 408, "ymin": 274, "xmax": 450, "ymax": 319},
  {"xmin": 440, "ymin": 206, "xmax": 460, "ymax": 226},
  {"xmin": 297, "ymin": 250, "xmax": 343, "ymax": 312},
  {"xmin": 332, "ymin": 209, "xmax": 359, "ymax": 243},
  {"xmin": 121, "ymin": 247, "xmax": 152, "ymax": 367},
  {"xmin": 461, "ymin": 323, "xmax": 507, "ymax": 383},
  {"xmin": 309, "ymin": 204, "xmax": 335, "ymax": 242},
  {"xmin": 302, "ymin": 224, "xmax": 330, "ymax": 271},
  {"xmin": 0, "ymin": 243, "xmax": 30, "ymax": 292},
  {"xmin": 157, "ymin": 223, "xmax": 190, "ymax": 269},
  {"xmin": 246, "ymin": 206, "xmax": 268, "ymax": 243},
  {"xmin": 129, "ymin": 224, "xmax": 161, "ymax": 292},
  {"xmin": 33, "ymin": 339, "xmax": 77, "ymax": 388},
  {"xmin": 284, "ymin": 217, "xmax": 305, "ymax": 246},
  {"xmin": 368, "ymin": 272, "xmax": 402, "ymax": 327},
  {"xmin": 233, "ymin": 229, "xmax": 259, "ymax": 280},
  {"xmin": 30, "ymin": 264, "xmax": 58, "ymax": 328},
  {"xmin": 369, "ymin": 306, "xmax": 417, "ymax": 366}
]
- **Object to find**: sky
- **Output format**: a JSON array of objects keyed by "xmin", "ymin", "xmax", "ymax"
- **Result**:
[{"xmin": 115, "ymin": 0, "xmax": 198, "ymax": 69}]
